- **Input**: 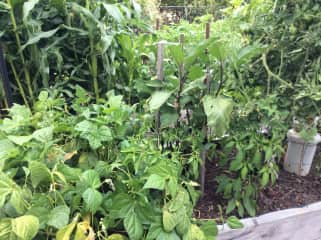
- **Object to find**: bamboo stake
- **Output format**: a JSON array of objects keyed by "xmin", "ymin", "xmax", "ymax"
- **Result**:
[
  {"xmin": 156, "ymin": 18, "xmax": 160, "ymax": 31},
  {"xmin": 176, "ymin": 34, "xmax": 185, "ymax": 127},
  {"xmin": 200, "ymin": 21, "xmax": 211, "ymax": 196},
  {"xmin": 155, "ymin": 41, "xmax": 165, "ymax": 142}
]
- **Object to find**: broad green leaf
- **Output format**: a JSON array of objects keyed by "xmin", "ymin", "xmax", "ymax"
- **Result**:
[
  {"xmin": 106, "ymin": 234, "xmax": 128, "ymax": 240},
  {"xmin": 168, "ymin": 44, "xmax": 184, "ymax": 66},
  {"xmin": 0, "ymin": 139, "xmax": 19, "ymax": 170},
  {"xmin": 156, "ymin": 231, "xmax": 180, "ymax": 240},
  {"xmin": 10, "ymin": 190, "xmax": 26, "ymax": 214},
  {"xmin": 199, "ymin": 220, "xmax": 218, "ymax": 239},
  {"xmin": 124, "ymin": 211, "xmax": 143, "ymax": 240},
  {"xmin": 21, "ymin": 28, "xmax": 60, "ymax": 51},
  {"xmin": 160, "ymin": 113, "xmax": 178, "ymax": 128},
  {"xmin": 32, "ymin": 126, "xmax": 53, "ymax": 143},
  {"xmin": 7, "ymin": 135, "xmax": 32, "ymax": 146},
  {"xmin": 226, "ymin": 216, "xmax": 243, "ymax": 229},
  {"xmin": 202, "ymin": 96, "xmax": 233, "ymax": 137},
  {"xmin": 163, "ymin": 209, "xmax": 177, "ymax": 232},
  {"xmin": 102, "ymin": 3, "xmax": 124, "ymax": 23},
  {"xmin": 0, "ymin": 218, "xmax": 12, "ymax": 239},
  {"xmin": 0, "ymin": 178, "xmax": 13, "ymax": 208},
  {"xmin": 175, "ymin": 212, "xmax": 190, "ymax": 236},
  {"xmin": 47, "ymin": 205, "xmax": 70, "ymax": 229},
  {"xmin": 75, "ymin": 121, "xmax": 112, "ymax": 150},
  {"xmin": 12, "ymin": 215, "xmax": 39, "ymax": 240},
  {"xmin": 81, "ymin": 170, "xmax": 101, "ymax": 189},
  {"xmin": 26, "ymin": 206, "xmax": 50, "ymax": 229},
  {"xmin": 143, "ymin": 174, "xmax": 165, "ymax": 190},
  {"xmin": 184, "ymin": 224, "xmax": 206, "ymax": 240},
  {"xmin": 56, "ymin": 221, "xmax": 77, "ymax": 240},
  {"xmin": 149, "ymin": 91, "xmax": 172, "ymax": 112},
  {"xmin": 82, "ymin": 188, "xmax": 103, "ymax": 213},
  {"xmin": 23, "ymin": 0, "xmax": 40, "ymax": 21},
  {"xmin": 29, "ymin": 161, "xmax": 51, "ymax": 188}
]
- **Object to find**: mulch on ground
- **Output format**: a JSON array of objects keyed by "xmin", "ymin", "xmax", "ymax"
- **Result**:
[{"xmin": 194, "ymin": 151, "xmax": 321, "ymax": 220}]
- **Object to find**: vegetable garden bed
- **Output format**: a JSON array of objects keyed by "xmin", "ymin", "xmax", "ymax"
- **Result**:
[{"xmin": 194, "ymin": 153, "xmax": 321, "ymax": 220}]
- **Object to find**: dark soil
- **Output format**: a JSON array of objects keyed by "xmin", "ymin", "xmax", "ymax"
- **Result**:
[{"xmin": 194, "ymin": 149, "xmax": 321, "ymax": 220}]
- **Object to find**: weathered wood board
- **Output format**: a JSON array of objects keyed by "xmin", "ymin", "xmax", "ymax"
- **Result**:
[{"xmin": 218, "ymin": 202, "xmax": 321, "ymax": 240}]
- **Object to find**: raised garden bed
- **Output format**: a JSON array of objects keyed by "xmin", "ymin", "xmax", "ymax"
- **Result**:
[{"xmin": 217, "ymin": 201, "xmax": 321, "ymax": 240}]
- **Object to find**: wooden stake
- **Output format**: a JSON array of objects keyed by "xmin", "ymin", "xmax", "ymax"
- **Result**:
[
  {"xmin": 156, "ymin": 18, "xmax": 160, "ymax": 31},
  {"xmin": 176, "ymin": 34, "xmax": 185, "ymax": 128},
  {"xmin": 200, "ymin": 21, "xmax": 211, "ymax": 196},
  {"xmin": 155, "ymin": 41, "xmax": 165, "ymax": 138}
]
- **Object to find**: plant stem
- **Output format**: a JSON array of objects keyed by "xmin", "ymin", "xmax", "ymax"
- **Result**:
[
  {"xmin": 262, "ymin": 53, "xmax": 293, "ymax": 90},
  {"xmin": 9, "ymin": 59, "xmax": 29, "ymax": 108},
  {"xmin": 86, "ymin": 2, "xmax": 99, "ymax": 102},
  {"xmin": 7, "ymin": 0, "xmax": 34, "ymax": 104},
  {"xmin": 216, "ymin": 60, "xmax": 224, "ymax": 96}
]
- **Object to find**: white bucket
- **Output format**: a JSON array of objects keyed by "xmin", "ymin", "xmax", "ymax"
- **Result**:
[{"xmin": 284, "ymin": 129, "xmax": 321, "ymax": 176}]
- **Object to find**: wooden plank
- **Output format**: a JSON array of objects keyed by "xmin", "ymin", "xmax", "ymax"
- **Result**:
[{"xmin": 218, "ymin": 201, "xmax": 321, "ymax": 240}]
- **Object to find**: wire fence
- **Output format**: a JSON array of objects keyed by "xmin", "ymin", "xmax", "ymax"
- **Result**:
[{"xmin": 159, "ymin": 5, "xmax": 222, "ymax": 23}]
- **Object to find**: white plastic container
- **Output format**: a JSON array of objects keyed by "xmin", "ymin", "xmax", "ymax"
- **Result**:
[{"xmin": 284, "ymin": 129, "xmax": 321, "ymax": 176}]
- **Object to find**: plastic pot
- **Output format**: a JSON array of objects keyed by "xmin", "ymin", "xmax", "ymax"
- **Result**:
[{"xmin": 284, "ymin": 129, "xmax": 321, "ymax": 176}]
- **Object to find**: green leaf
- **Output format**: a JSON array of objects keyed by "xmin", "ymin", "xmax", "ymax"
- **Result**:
[
  {"xmin": 23, "ymin": 0, "xmax": 39, "ymax": 21},
  {"xmin": 56, "ymin": 221, "xmax": 77, "ymax": 240},
  {"xmin": 226, "ymin": 199, "xmax": 236, "ymax": 214},
  {"xmin": 82, "ymin": 188, "xmax": 103, "ymax": 213},
  {"xmin": 261, "ymin": 172, "xmax": 269, "ymax": 188},
  {"xmin": 0, "ymin": 178, "xmax": 13, "ymax": 208},
  {"xmin": 7, "ymin": 135, "xmax": 32, "ymax": 146},
  {"xmin": 26, "ymin": 206, "xmax": 49, "ymax": 229},
  {"xmin": 243, "ymin": 197, "xmax": 256, "ymax": 217},
  {"xmin": 12, "ymin": 215, "xmax": 39, "ymax": 240},
  {"xmin": 0, "ymin": 218, "xmax": 12, "ymax": 239},
  {"xmin": 143, "ymin": 174, "xmax": 166, "ymax": 190},
  {"xmin": 75, "ymin": 120, "xmax": 112, "ymax": 150},
  {"xmin": 241, "ymin": 166, "xmax": 248, "ymax": 180},
  {"xmin": 168, "ymin": 44, "xmax": 184, "ymax": 66},
  {"xmin": 47, "ymin": 205, "xmax": 70, "ymax": 229},
  {"xmin": 29, "ymin": 161, "xmax": 51, "ymax": 188},
  {"xmin": 226, "ymin": 216, "xmax": 243, "ymax": 229},
  {"xmin": 102, "ymin": 3, "xmax": 124, "ymax": 23},
  {"xmin": 184, "ymin": 224, "xmax": 206, "ymax": 240},
  {"xmin": 156, "ymin": 231, "xmax": 180, "ymax": 240},
  {"xmin": 124, "ymin": 210, "xmax": 143, "ymax": 240},
  {"xmin": 10, "ymin": 190, "xmax": 26, "ymax": 214},
  {"xmin": 32, "ymin": 126, "xmax": 53, "ymax": 143},
  {"xmin": 81, "ymin": 170, "xmax": 101, "ymax": 189},
  {"xmin": 202, "ymin": 96, "xmax": 233, "ymax": 137},
  {"xmin": 21, "ymin": 28, "xmax": 60, "ymax": 51},
  {"xmin": 0, "ymin": 139, "xmax": 19, "ymax": 169},
  {"xmin": 175, "ymin": 211, "xmax": 190, "ymax": 236},
  {"xmin": 163, "ymin": 209, "xmax": 177, "ymax": 232},
  {"xmin": 106, "ymin": 234, "xmax": 128, "ymax": 240},
  {"xmin": 199, "ymin": 220, "xmax": 218, "ymax": 239},
  {"xmin": 149, "ymin": 91, "xmax": 172, "ymax": 112}
]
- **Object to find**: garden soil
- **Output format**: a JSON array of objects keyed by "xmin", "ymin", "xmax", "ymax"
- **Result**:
[{"xmin": 194, "ymin": 147, "xmax": 321, "ymax": 220}]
